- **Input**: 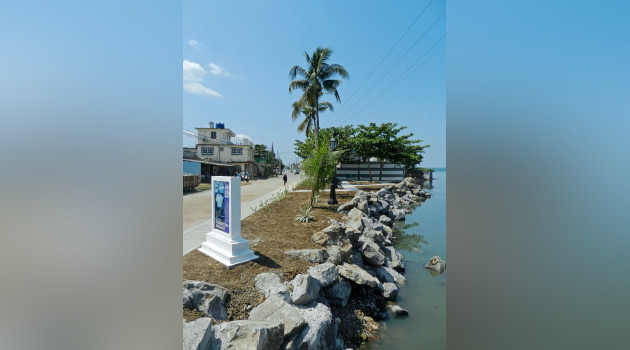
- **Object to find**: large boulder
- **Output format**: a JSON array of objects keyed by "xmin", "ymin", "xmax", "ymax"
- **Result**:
[
  {"xmin": 338, "ymin": 263, "xmax": 382, "ymax": 289},
  {"xmin": 285, "ymin": 249, "xmax": 326, "ymax": 263},
  {"xmin": 347, "ymin": 207, "xmax": 365, "ymax": 219},
  {"xmin": 383, "ymin": 246, "xmax": 406, "ymax": 272},
  {"xmin": 369, "ymin": 266, "xmax": 407, "ymax": 287},
  {"xmin": 425, "ymin": 256, "xmax": 446, "ymax": 273},
  {"xmin": 382, "ymin": 282, "xmax": 399, "ymax": 301},
  {"xmin": 183, "ymin": 281, "xmax": 229, "ymax": 320},
  {"xmin": 311, "ymin": 225, "xmax": 345, "ymax": 247},
  {"xmin": 286, "ymin": 303, "xmax": 337, "ymax": 350},
  {"xmin": 388, "ymin": 305, "xmax": 409, "ymax": 318},
  {"xmin": 325, "ymin": 245, "xmax": 349, "ymax": 265},
  {"xmin": 360, "ymin": 239, "xmax": 386, "ymax": 267},
  {"xmin": 211, "ymin": 320, "xmax": 284, "ymax": 350},
  {"xmin": 344, "ymin": 215, "xmax": 364, "ymax": 236},
  {"xmin": 391, "ymin": 209, "xmax": 407, "ymax": 221},
  {"xmin": 255, "ymin": 273, "xmax": 291, "ymax": 302},
  {"xmin": 378, "ymin": 215, "xmax": 393, "ymax": 227},
  {"xmin": 322, "ymin": 279, "xmax": 352, "ymax": 307},
  {"xmin": 356, "ymin": 200, "xmax": 369, "ymax": 214},
  {"xmin": 362, "ymin": 229, "xmax": 384, "ymax": 246},
  {"xmin": 307, "ymin": 263, "xmax": 339, "ymax": 287},
  {"xmin": 337, "ymin": 197, "xmax": 358, "ymax": 212},
  {"xmin": 248, "ymin": 296, "xmax": 307, "ymax": 339},
  {"xmin": 290, "ymin": 274, "xmax": 321, "ymax": 305},
  {"xmin": 183, "ymin": 318, "xmax": 214, "ymax": 350}
]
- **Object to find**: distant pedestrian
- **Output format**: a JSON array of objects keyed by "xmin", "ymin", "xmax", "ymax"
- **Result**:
[
  {"xmin": 245, "ymin": 172, "xmax": 249, "ymax": 183},
  {"xmin": 283, "ymin": 172, "xmax": 287, "ymax": 186}
]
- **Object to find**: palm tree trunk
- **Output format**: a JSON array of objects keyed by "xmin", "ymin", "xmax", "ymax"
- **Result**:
[
  {"xmin": 314, "ymin": 96, "xmax": 320, "ymax": 148},
  {"xmin": 379, "ymin": 161, "xmax": 384, "ymax": 181}
]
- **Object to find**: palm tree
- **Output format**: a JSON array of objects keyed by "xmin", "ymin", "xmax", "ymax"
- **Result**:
[
  {"xmin": 289, "ymin": 47, "xmax": 349, "ymax": 146},
  {"xmin": 291, "ymin": 101, "xmax": 334, "ymax": 137}
]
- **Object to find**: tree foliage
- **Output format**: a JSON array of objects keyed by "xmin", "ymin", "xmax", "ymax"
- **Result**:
[
  {"xmin": 289, "ymin": 47, "xmax": 349, "ymax": 146},
  {"xmin": 301, "ymin": 141, "xmax": 345, "ymax": 206}
]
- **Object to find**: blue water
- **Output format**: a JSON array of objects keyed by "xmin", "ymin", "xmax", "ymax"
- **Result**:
[{"xmin": 371, "ymin": 169, "xmax": 446, "ymax": 349}]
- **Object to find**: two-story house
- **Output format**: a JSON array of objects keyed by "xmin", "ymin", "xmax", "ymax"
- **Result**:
[{"xmin": 195, "ymin": 122, "xmax": 254, "ymax": 176}]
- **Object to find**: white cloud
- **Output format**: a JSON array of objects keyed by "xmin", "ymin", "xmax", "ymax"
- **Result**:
[
  {"xmin": 183, "ymin": 60, "xmax": 223, "ymax": 97},
  {"xmin": 187, "ymin": 39, "xmax": 203, "ymax": 49},
  {"xmin": 208, "ymin": 62, "xmax": 232, "ymax": 77}
]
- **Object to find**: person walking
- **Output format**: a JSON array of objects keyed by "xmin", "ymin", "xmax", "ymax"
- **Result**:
[{"xmin": 283, "ymin": 172, "xmax": 287, "ymax": 186}]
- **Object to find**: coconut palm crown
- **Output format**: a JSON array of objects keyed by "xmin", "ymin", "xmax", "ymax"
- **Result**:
[
  {"xmin": 292, "ymin": 100, "xmax": 334, "ymax": 137},
  {"xmin": 289, "ymin": 47, "xmax": 349, "ymax": 146}
]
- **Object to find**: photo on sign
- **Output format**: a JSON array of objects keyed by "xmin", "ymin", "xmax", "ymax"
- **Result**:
[{"xmin": 214, "ymin": 181, "xmax": 230, "ymax": 233}]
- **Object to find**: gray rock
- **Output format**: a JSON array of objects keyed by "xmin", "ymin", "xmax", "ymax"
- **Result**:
[
  {"xmin": 307, "ymin": 263, "xmax": 339, "ymax": 287},
  {"xmin": 391, "ymin": 209, "xmax": 407, "ymax": 221},
  {"xmin": 291, "ymin": 274, "xmax": 321, "ymax": 305},
  {"xmin": 326, "ymin": 245, "xmax": 348, "ymax": 265},
  {"xmin": 425, "ymin": 256, "xmax": 446, "ymax": 273},
  {"xmin": 183, "ymin": 317, "xmax": 214, "ymax": 350},
  {"xmin": 378, "ymin": 215, "xmax": 393, "ymax": 227},
  {"xmin": 337, "ymin": 198, "xmax": 358, "ymax": 212},
  {"xmin": 388, "ymin": 305, "xmax": 409, "ymax": 318},
  {"xmin": 347, "ymin": 207, "xmax": 365, "ymax": 219},
  {"xmin": 248, "ymin": 296, "xmax": 307, "ymax": 339},
  {"xmin": 338, "ymin": 263, "xmax": 382, "ymax": 289},
  {"xmin": 322, "ymin": 279, "xmax": 352, "ymax": 307},
  {"xmin": 379, "ymin": 200, "xmax": 391, "ymax": 214},
  {"xmin": 382, "ymin": 282, "xmax": 399, "ymax": 301},
  {"xmin": 360, "ymin": 240, "xmax": 385, "ymax": 267},
  {"xmin": 288, "ymin": 303, "xmax": 336, "ymax": 350},
  {"xmin": 183, "ymin": 281, "xmax": 229, "ymax": 320},
  {"xmin": 211, "ymin": 320, "xmax": 284, "ymax": 350},
  {"xmin": 383, "ymin": 246, "xmax": 406, "ymax": 272},
  {"xmin": 285, "ymin": 249, "xmax": 326, "ymax": 263},
  {"xmin": 255, "ymin": 273, "xmax": 291, "ymax": 302},
  {"xmin": 381, "ymin": 224, "xmax": 393, "ymax": 238},
  {"xmin": 345, "ymin": 215, "xmax": 363, "ymax": 234},
  {"xmin": 370, "ymin": 266, "xmax": 407, "ymax": 287},
  {"xmin": 356, "ymin": 200, "xmax": 369, "ymax": 214},
  {"xmin": 362, "ymin": 229, "xmax": 384, "ymax": 246},
  {"xmin": 346, "ymin": 251, "xmax": 365, "ymax": 268}
]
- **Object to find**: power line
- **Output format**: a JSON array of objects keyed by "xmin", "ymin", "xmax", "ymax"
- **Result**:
[
  {"xmin": 336, "ymin": 0, "xmax": 435, "ymax": 111},
  {"xmin": 334, "ymin": 10, "xmax": 446, "ymax": 125},
  {"xmin": 343, "ymin": 35, "xmax": 446, "ymax": 126}
]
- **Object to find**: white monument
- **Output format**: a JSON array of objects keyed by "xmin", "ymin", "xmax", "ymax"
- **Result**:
[{"xmin": 199, "ymin": 176, "xmax": 258, "ymax": 267}]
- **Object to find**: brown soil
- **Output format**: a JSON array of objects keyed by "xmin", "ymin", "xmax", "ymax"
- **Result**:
[{"xmin": 183, "ymin": 191, "xmax": 355, "ymax": 322}]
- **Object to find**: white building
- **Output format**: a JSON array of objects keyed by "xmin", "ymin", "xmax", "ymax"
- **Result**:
[{"xmin": 195, "ymin": 122, "xmax": 254, "ymax": 176}]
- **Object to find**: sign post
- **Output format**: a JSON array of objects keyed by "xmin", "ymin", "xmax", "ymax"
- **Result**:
[{"xmin": 199, "ymin": 176, "xmax": 257, "ymax": 267}]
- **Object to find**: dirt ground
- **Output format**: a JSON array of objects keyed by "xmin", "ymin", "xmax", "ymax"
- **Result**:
[{"xmin": 183, "ymin": 191, "xmax": 354, "ymax": 322}]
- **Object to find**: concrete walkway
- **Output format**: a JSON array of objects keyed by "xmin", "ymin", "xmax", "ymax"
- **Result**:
[{"xmin": 183, "ymin": 173, "xmax": 303, "ymax": 255}]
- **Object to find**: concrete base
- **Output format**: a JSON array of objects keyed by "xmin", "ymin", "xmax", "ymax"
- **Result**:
[{"xmin": 198, "ymin": 230, "xmax": 258, "ymax": 267}]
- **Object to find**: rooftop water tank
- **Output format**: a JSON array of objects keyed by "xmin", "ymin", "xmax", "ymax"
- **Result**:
[
  {"xmin": 209, "ymin": 121, "xmax": 214, "ymax": 128},
  {"xmin": 217, "ymin": 123, "xmax": 225, "ymax": 129}
]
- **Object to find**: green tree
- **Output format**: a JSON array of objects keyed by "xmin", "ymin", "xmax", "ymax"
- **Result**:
[
  {"xmin": 301, "ymin": 141, "xmax": 345, "ymax": 206},
  {"xmin": 294, "ymin": 125, "xmax": 356, "ymax": 160},
  {"xmin": 292, "ymin": 101, "xmax": 334, "ymax": 137},
  {"xmin": 289, "ymin": 47, "xmax": 349, "ymax": 147}
]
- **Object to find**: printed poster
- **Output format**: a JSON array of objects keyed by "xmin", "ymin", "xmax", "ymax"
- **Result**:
[{"xmin": 214, "ymin": 181, "xmax": 230, "ymax": 234}]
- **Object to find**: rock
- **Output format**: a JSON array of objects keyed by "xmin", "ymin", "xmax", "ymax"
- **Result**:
[
  {"xmin": 326, "ymin": 245, "xmax": 348, "ymax": 265},
  {"xmin": 381, "ymin": 224, "xmax": 393, "ymax": 238},
  {"xmin": 255, "ymin": 273, "xmax": 291, "ymax": 302},
  {"xmin": 183, "ymin": 281, "xmax": 229, "ymax": 320},
  {"xmin": 312, "ymin": 225, "xmax": 345, "ymax": 247},
  {"xmin": 311, "ymin": 230, "xmax": 329, "ymax": 246},
  {"xmin": 290, "ymin": 274, "xmax": 321, "ymax": 305},
  {"xmin": 388, "ymin": 305, "xmax": 409, "ymax": 318},
  {"xmin": 383, "ymin": 246, "xmax": 406, "ymax": 272},
  {"xmin": 379, "ymin": 200, "xmax": 391, "ymax": 214},
  {"xmin": 348, "ymin": 207, "xmax": 365, "ymax": 219},
  {"xmin": 337, "ymin": 198, "xmax": 358, "ymax": 212},
  {"xmin": 322, "ymin": 279, "xmax": 352, "ymax": 307},
  {"xmin": 378, "ymin": 215, "xmax": 393, "ymax": 227},
  {"xmin": 356, "ymin": 200, "xmax": 369, "ymax": 214},
  {"xmin": 307, "ymin": 263, "xmax": 339, "ymax": 287},
  {"xmin": 248, "ymin": 296, "xmax": 307, "ymax": 339},
  {"xmin": 345, "ymin": 214, "xmax": 364, "ymax": 234},
  {"xmin": 425, "ymin": 256, "xmax": 446, "ymax": 273},
  {"xmin": 183, "ymin": 318, "xmax": 214, "ymax": 350},
  {"xmin": 346, "ymin": 251, "xmax": 365, "ymax": 268},
  {"xmin": 288, "ymin": 303, "xmax": 336, "ymax": 350},
  {"xmin": 362, "ymin": 229, "xmax": 384, "ymax": 246},
  {"xmin": 211, "ymin": 320, "xmax": 284, "ymax": 350},
  {"xmin": 391, "ymin": 209, "xmax": 407, "ymax": 221},
  {"xmin": 382, "ymin": 282, "xmax": 398, "ymax": 301},
  {"xmin": 360, "ymin": 239, "xmax": 385, "ymax": 267},
  {"xmin": 285, "ymin": 249, "xmax": 326, "ymax": 263},
  {"xmin": 370, "ymin": 266, "xmax": 407, "ymax": 287},
  {"xmin": 338, "ymin": 263, "xmax": 382, "ymax": 289}
]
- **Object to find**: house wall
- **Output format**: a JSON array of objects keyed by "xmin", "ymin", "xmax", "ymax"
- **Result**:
[{"xmin": 196, "ymin": 145, "xmax": 253, "ymax": 163}]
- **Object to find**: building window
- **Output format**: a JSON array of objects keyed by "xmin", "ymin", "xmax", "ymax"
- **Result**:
[
  {"xmin": 211, "ymin": 131, "xmax": 216, "ymax": 139},
  {"xmin": 201, "ymin": 147, "xmax": 214, "ymax": 155},
  {"xmin": 231, "ymin": 147, "xmax": 243, "ymax": 155}
]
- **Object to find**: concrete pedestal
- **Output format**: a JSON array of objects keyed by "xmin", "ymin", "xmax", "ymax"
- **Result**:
[{"xmin": 198, "ymin": 176, "xmax": 257, "ymax": 267}]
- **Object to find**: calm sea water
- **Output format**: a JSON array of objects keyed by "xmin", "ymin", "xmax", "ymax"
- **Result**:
[{"xmin": 370, "ymin": 169, "xmax": 446, "ymax": 349}]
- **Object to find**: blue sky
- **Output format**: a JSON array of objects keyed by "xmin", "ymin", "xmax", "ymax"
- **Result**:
[{"xmin": 183, "ymin": 0, "xmax": 445, "ymax": 168}]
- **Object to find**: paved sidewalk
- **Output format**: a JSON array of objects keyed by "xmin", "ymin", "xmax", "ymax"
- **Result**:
[{"xmin": 183, "ymin": 173, "xmax": 303, "ymax": 255}]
